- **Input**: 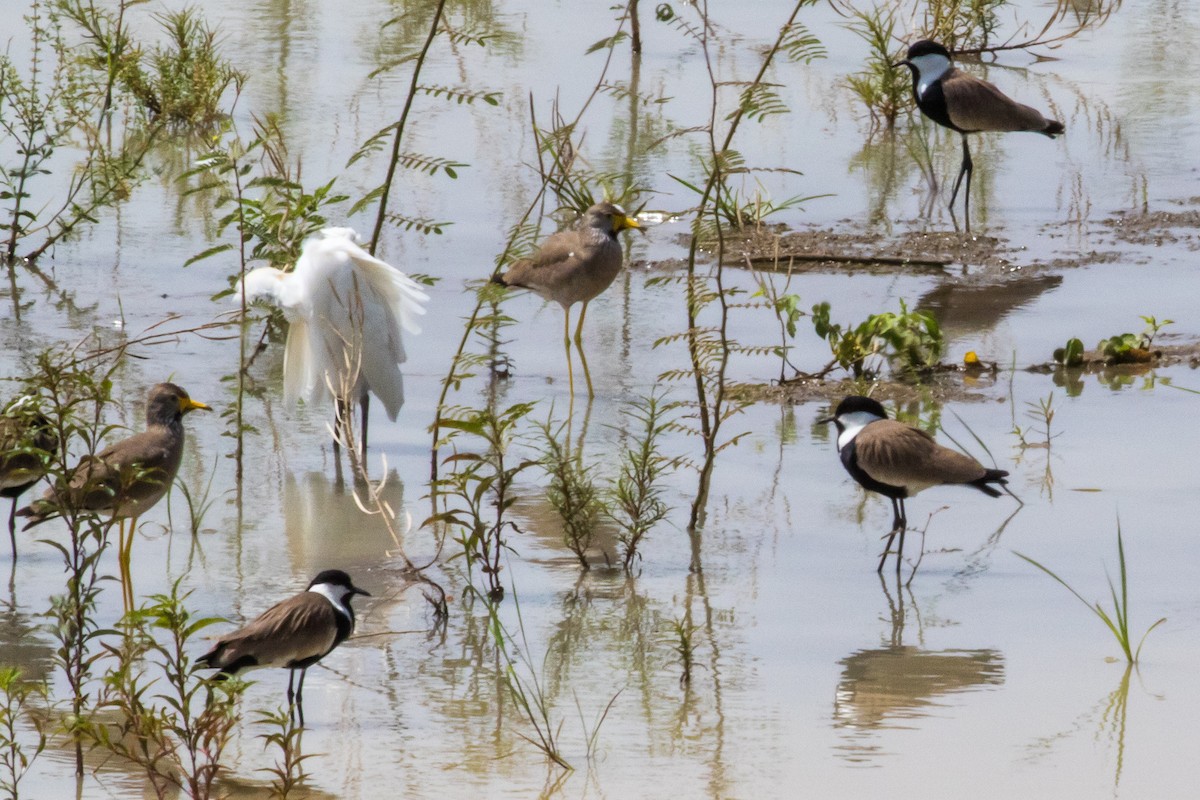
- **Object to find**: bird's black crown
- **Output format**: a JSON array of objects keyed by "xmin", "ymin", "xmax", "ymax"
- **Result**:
[
  {"xmin": 834, "ymin": 395, "xmax": 888, "ymax": 419},
  {"xmin": 906, "ymin": 40, "xmax": 951, "ymax": 60},
  {"xmin": 309, "ymin": 569, "xmax": 359, "ymax": 590}
]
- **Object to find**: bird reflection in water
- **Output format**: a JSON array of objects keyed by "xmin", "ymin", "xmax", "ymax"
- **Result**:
[{"xmin": 832, "ymin": 576, "xmax": 1004, "ymax": 763}]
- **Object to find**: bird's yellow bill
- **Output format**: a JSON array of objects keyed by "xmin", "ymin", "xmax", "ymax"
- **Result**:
[
  {"xmin": 183, "ymin": 398, "xmax": 212, "ymax": 412},
  {"xmin": 617, "ymin": 214, "xmax": 641, "ymax": 231}
]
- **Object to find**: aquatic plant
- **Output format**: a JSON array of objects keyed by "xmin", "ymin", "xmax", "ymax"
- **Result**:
[
  {"xmin": 0, "ymin": 667, "xmax": 47, "ymax": 800},
  {"xmin": 428, "ymin": 403, "xmax": 537, "ymax": 601},
  {"xmin": 88, "ymin": 582, "xmax": 244, "ymax": 799},
  {"xmin": 844, "ymin": 4, "xmax": 911, "ymax": 132},
  {"xmin": 1012, "ymin": 392, "xmax": 1059, "ymax": 451},
  {"xmin": 114, "ymin": 6, "xmax": 242, "ymax": 127},
  {"xmin": 534, "ymin": 415, "xmax": 601, "ymax": 571},
  {"xmin": 1015, "ymin": 525, "xmax": 1166, "ymax": 663},
  {"xmin": 657, "ymin": 0, "xmax": 824, "ymax": 530},
  {"xmin": 605, "ymin": 394, "xmax": 675, "ymax": 571},
  {"xmin": 0, "ymin": 0, "xmax": 164, "ymax": 263},
  {"xmin": 255, "ymin": 707, "xmax": 314, "ymax": 799},
  {"xmin": 666, "ymin": 614, "xmax": 701, "ymax": 687},
  {"xmin": 750, "ymin": 266, "xmax": 807, "ymax": 383},
  {"xmin": 811, "ymin": 299, "xmax": 942, "ymax": 378}
]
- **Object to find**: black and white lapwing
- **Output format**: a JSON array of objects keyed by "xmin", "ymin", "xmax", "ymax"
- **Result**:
[
  {"xmin": 197, "ymin": 569, "xmax": 370, "ymax": 726},
  {"xmin": 0, "ymin": 396, "xmax": 58, "ymax": 555},
  {"xmin": 822, "ymin": 396, "xmax": 1009, "ymax": 574},
  {"xmin": 893, "ymin": 40, "xmax": 1064, "ymax": 230}
]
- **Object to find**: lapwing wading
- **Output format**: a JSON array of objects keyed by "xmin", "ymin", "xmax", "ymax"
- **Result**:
[
  {"xmin": 822, "ymin": 396, "xmax": 1009, "ymax": 574},
  {"xmin": 197, "ymin": 569, "xmax": 370, "ymax": 727},
  {"xmin": 893, "ymin": 40, "xmax": 1064, "ymax": 230},
  {"xmin": 493, "ymin": 202, "xmax": 640, "ymax": 400}
]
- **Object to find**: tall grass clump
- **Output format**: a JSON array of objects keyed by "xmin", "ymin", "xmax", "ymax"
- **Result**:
[{"xmin": 1015, "ymin": 524, "xmax": 1166, "ymax": 663}]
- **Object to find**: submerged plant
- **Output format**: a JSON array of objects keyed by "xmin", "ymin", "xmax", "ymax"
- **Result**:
[{"xmin": 1015, "ymin": 525, "xmax": 1166, "ymax": 663}]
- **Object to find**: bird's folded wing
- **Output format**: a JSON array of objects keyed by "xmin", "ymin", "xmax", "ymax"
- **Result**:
[
  {"xmin": 501, "ymin": 231, "xmax": 585, "ymax": 291},
  {"xmin": 942, "ymin": 71, "xmax": 1051, "ymax": 133},
  {"xmin": 855, "ymin": 420, "xmax": 986, "ymax": 486},
  {"xmin": 210, "ymin": 593, "xmax": 339, "ymax": 669}
]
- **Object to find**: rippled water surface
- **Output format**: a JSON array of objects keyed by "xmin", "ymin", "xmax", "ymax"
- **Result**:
[{"xmin": 3, "ymin": 0, "xmax": 1200, "ymax": 797}]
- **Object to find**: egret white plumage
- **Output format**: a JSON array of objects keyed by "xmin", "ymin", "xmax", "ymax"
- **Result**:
[{"xmin": 236, "ymin": 228, "xmax": 428, "ymax": 464}]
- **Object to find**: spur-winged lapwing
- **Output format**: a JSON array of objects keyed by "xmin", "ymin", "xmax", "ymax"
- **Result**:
[
  {"xmin": 822, "ymin": 396, "xmax": 1009, "ymax": 573},
  {"xmin": 235, "ymin": 227, "xmax": 428, "ymax": 466},
  {"xmin": 18, "ymin": 383, "xmax": 210, "ymax": 609},
  {"xmin": 1, "ymin": 396, "xmax": 58, "ymax": 555},
  {"xmin": 197, "ymin": 569, "xmax": 370, "ymax": 726},
  {"xmin": 894, "ymin": 40, "xmax": 1064, "ymax": 229},
  {"xmin": 493, "ymin": 202, "xmax": 640, "ymax": 399}
]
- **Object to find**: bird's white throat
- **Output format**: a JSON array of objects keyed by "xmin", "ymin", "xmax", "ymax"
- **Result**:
[
  {"xmin": 308, "ymin": 583, "xmax": 353, "ymax": 621},
  {"xmin": 910, "ymin": 53, "xmax": 951, "ymax": 100},
  {"xmin": 836, "ymin": 410, "xmax": 884, "ymax": 451}
]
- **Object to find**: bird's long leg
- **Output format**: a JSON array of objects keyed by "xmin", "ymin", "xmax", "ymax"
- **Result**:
[
  {"xmin": 8, "ymin": 498, "xmax": 16, "ymax": 557},
  {"xmin": 573, "ymin": 301, "xmax": 594, "ymax": 399},
  {"xmin": 360, "ymin": 392, "xmax": 370, "ymax": 464},
  {"xmin": 562, "ymin": 306, "xmax": 575, "ymax": 398},
  {"xmin": 877, "ymin": 497, "xmax": 904, "ymax": 574},
  {"xmin": 286, "ymin": 670, "xmax": 297, "ymax": 724},
  {"xmin": 119, "ymin": 517, "xmax": 137, "ymax": 612},
  {"xmin": 296, "ymin": 668, "xmax": 307, "ymax": 728},
  {"xmin": 948, "ymin": 134, "xmax": 974, "ymax": 232},
  {"xmin": 894, "ymin": 499, "xmax": 908, "ymax": 576}
]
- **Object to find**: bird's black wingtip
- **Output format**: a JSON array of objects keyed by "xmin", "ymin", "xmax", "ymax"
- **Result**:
[
  {"xmin": 490, "ymin": 272, "xmax": 509, "ymax": 287},
  {"xmin": 1045, "ymin": 120, "xmax": 1065, "ymax": 138}
]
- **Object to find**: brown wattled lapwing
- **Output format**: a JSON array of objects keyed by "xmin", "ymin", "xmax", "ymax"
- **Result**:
[
  {"xmin": 822, "ymin": 396, "xmax": 1009, "ymax": 574},
  {"xmin": 18, "ymin": 383, "xmax": 210, "ymax": 609},
  {"xmin": 197, "ymin": 569, "xmax": 370, "ymax": 726},
  {"xmin": 0, "ymin": 396, "xmax": 58, "ymax": 556},
  {"xmin": 894, "ymin": 40, "xmax": 1064, "ymax": 230},
  {"xmin": 493, "ymin": 202, "xmax": 640, "ymax": 399}
]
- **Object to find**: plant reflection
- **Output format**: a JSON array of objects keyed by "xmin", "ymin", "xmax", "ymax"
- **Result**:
[{"xmin": 832, "ymin": 576, "xmax": 1004, "ymax": 763}]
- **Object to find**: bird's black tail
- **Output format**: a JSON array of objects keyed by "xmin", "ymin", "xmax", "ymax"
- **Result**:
[
  {"xmin": 972, "ymin": 468, "xmax": 1009, "ymax": 498},
  {"xmin": 1044, "ymin": 120, "xmax": 1065, "ymax": 138},
  {"xmin": 490, "ymin": 272, "xmax": 509, "ymax": 287}
]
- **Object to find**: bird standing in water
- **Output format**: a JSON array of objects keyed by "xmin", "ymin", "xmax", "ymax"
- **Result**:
[
  {"xmin": 197, "ymin": 569, "xmax": 370, "ymax": 727},
  {"xmin": 18, "ymin": 383, "xmax": 210, "ymax": 609},
  {"xmin": 822, "ymin": 395, "xmax": 1010, "ymax": 575},
  {"xmin": 494, "ymin": 202, "xmax": 640, "ymax": 399},
  {"xmin": 0, "ymin": 396, "xmax": 58, "ymax": 555},
  {"xmin": 236, "ymin": 228, "xmax": 428, "ymax": 469},
  {"xmin": 893, "ymin": 40, "xmax": 1064, "ymax": 229}
]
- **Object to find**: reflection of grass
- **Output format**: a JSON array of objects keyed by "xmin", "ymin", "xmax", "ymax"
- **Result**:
[{"xmin": 1015, "ymin": 525, "xmax": 1165, "ymax": 663}]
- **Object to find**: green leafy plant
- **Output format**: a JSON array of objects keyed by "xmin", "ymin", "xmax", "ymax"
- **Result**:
[
  {"xmin": 88, "ymin": 581, "xmax": 244, "ymax": 799},
  {"xmin": 666, "ymin": 614, "xmax": 701, "ymax": 687},
  {"xmin": 427, "ymin": 403, "xmax": 538, "ymax": 601},
  {"xmin": 255, "ymin": 706, "xmax": 315, "ymax": 799},
  {"xmin": 534, "ymin": 415, "xmax": 601, "ymax": 571},
  {"xmin": 605, "ymin": 394, "xmax": 675, "ymax": 571},
  {"xmin": 0, "ymin": 667, "xmax": 48, "ymax": 800},
  {"xmin": 1053, "ymin": 337, "xmax": 1085, "ymax": 367},
  {"xmin": 1015, "ymin": 525, "xmax": 1166, "ymax": 663},
  {"xmin": 845, "ymin": 4, "xmax": 911, "ymax": 132},
  {"xmin": 811, "ymin": 299, "xmax": 942, "ymax": 378}
]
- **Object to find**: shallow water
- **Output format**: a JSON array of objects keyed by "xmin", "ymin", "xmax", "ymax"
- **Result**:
[{"xmin": 3, "ymin": 0, "xmax": 1200, "ymax": 797}]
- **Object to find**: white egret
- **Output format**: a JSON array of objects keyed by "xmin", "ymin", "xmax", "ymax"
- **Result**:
[{"xmin": 236, "ymin": 228, "xmax": 428, "ymax": 464}]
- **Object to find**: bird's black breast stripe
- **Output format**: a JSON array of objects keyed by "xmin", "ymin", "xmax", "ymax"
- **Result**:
[
  {"xmin": 915, "ymin": 78, "xmax": 959, "ymax": 133},
  {"xmin": 841, "ymin": 436, "xmax": 907, "ymax": 500}
]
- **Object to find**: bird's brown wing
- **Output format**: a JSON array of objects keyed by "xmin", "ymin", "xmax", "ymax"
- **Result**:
[
  {"xmin": 204, "ymin": 593, "xmax": 340, "ymax": 670},
  {"xmin": 941, "ymin": 69, "xmax": 1054, "ymax": 133},
  {"xmin": 500, "ymin": 230, "xmax": 589, "ymax": 300},
  {"xmin": 855, "ymin": 420, "xmax": 987, "ymax": 488}
]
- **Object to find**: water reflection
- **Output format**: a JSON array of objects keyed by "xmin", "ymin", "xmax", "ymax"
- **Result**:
[
  {"xmin": 280, "ymin": 470, "xmax": 411, "ymax": 571},
  {"xmin": 833, "ymin": 578, "xmax": 1004, "ymax": 763}
]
